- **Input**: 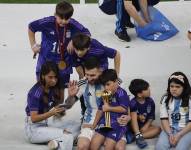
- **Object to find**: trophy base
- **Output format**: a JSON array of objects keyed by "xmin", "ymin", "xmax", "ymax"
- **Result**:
[{"xmin": 99, "ymin": 126, "xmax": 113, "ymax": 132}]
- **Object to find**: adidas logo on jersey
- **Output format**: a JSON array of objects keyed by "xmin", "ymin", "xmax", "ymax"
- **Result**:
[
  {"xmin": 50, "ymin": 31, "xmax": 55, "ymax": 35},
  {"xmin": 87, "ymin": 92, "xmax": 92, "ymax": 96},
  {"xmin": 112, "ymin": 133, "xmax": 117, "ymax": 137}
]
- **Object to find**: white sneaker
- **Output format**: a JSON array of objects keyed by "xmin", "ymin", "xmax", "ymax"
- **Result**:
[{"xmin": 48, "ymin": 140, "xmax": 59, "ymax": 150}]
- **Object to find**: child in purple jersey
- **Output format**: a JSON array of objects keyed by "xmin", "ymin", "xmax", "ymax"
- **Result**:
[
  {"xmin": 25, "ymin": 61, "xmax": 80, "ymax": 150},
  {"xmin": 28, "ymin": 0, "xmax": 90, "ymax": 101},
  {"xmin": 128, "ymin": 79, "xmax": 161, "ymax": 149},
  {"xmin": 71, "ymin": 33, "xmax": 121, "ymax": 79},
  {"xmin": 91, "ymin": 69, "xmax": 130, "ymax": 150},
  {"xmin": 156, "ymin": 72, "xmax": 191, "ymax": 150}
]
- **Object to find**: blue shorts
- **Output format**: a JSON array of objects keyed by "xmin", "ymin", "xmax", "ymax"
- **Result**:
[
  {"xmin": 36, "ymin": 72, "xmax": 70, "ymax": 89},
  {"xmin": 95, "ymin": 126, "xmax": 127, "ymax": 142}
]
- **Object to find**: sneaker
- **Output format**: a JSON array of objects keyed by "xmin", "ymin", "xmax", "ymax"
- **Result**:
[
  {"xmin": 115, "ymin": 30, "xmax": 131, "ymax": 42},
  {"xmin": 125, "ymin": 21, "xmax": 135, "ymax": 28},
  {"xmin": 48, "ymin": 140, "xmax": 59, "ymax": 150},
  {"xmin": 135, "ymin": 133, "xmax": 148, "ymax": 149}
]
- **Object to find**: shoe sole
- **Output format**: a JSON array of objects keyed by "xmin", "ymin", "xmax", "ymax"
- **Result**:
[{"xmin": 48, "ymin": 140, "xmax": 58, "ymax": 150}]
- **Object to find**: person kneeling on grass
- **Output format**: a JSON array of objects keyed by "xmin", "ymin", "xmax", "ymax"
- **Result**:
[{"xmin": 128, "ymin": 79, "xmax": 161, "ymax": 149}]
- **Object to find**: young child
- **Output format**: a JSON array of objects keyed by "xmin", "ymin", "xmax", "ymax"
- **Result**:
[
  {"xmin": 71, "ymin": 33, "xmax": 121, "ymax": 78},
  {"xmin": 28, "ymin": 0, "xmax": 90, "ymax": 100},
  {"xmin": 90, "ymin": 69, "xmax": 130, "ymax": 150},
  {"xmin": 129, "ymin": 79, "xmax": 161, "ymax": 149},
  {"xmin": 25, "ymin": 61, "xmax": 79, "ymax": 150},
  {"xmin": 156, "ymin": 72, "xmax": 191, "ymax": 150}
]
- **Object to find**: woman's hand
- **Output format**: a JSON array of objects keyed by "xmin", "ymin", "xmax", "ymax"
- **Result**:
[
  {"xmin": 50, "ymin": 106, "xmax": 65, "ymax": 116},
  {"xmin": 68, "ymin": 80, "xmax": 79, "ymax": 97}
]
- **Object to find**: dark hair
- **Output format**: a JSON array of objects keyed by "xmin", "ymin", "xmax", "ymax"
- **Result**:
[
  {"xmin": 83, "ymin": 56, "xmax": 100, "ymax": 70},
  {"xmin": 129, "ymin": 79, "xmax": 149, "ymax": 97},
  {"xmin": 55, "ymin": 1, "xmax": 74, "ymax": 20},
  {"xmin": 38, "ymin": 61, "xmax": 60, "ymax": 112},
  {"xmin": 72, "ymin": 33, "xmax": 91, "ymax": 50},
  {"xmin": 39, "ymin": 61, "xmax": 59, "ymax": 87},
  {"xmin": 165, "ymin": 71, "xmax": 191, "ymax": 107},
  {"xmin": 100, "ymin": 69, "xmax": 118, "ymax": 85}
]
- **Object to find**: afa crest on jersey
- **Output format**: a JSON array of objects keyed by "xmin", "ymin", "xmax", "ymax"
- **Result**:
[{"xmin": 147, "ymin": 104, "xmax": 152, "ymax": 114}]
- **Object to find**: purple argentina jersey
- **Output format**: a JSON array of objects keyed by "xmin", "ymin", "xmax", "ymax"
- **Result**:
[
  {"xmin": 130, "ymin": 97, "xmax": 155, "ymax": 128},
  {"xmin": 29, "ymin": 16, "xmax": 90, "ymax": 75},
  {"xmin": 72, "ymin": 39, "xmax": 117, "ymax": 71},
  {"xmin": 97, "ymin": 86, "xmax": 130, "ymax": 129},
  {"xmin": 25, "ymin": 82, "xmax": 55, "ymax": 116}
]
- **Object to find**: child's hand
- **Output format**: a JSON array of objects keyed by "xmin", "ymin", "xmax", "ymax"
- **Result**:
[
  {"xmin": 169, "ymin": 134, "xmax": 175, "ymax": 146},
  {"xmin": 138, "ymin": 114, "xmax": 146, "ymax": 122},
  {"xmin": 31, "ymin": 43, "xmax": 41, "ymax": 54},
  {"xmin": 67, "ymin": 40, "xmax": 74, "ymax": 54},
  {"xmin": 172, "ymin": 132, "xmax": 182, "ymax": 146},
  {"xmin": 102, "ymin": 103, "xmax": 110, "ymax": 112},
  {"xmin": 117, "ymin": 115, "xmax": 131, "ymax": 126}
]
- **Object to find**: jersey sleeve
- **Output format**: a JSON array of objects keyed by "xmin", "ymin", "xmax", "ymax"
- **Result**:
[
  {"xmin": 27, "ymin": 94, "xmax": 40, "ymax": 112},
  {"xmin": 160, "ymin": 96, "xmax": 169, "ymax": 119},
  {"xmin": 117, "ymin": 90, "xmax": 130, "ymax": 111},
  {"xmin": 103, "ymin": 45, "xmax": 117, "ymax": 58},
  {"xmin": 148, "ymin": 98, "xmax": 155, "ymax": 120},
  {"xmin": 28, "ymin": 17, "xmax": 47, "ymax": 33},
  {"xmin": 70, "ymin": 18, "xmax": 91, "ymax": 36},
  {"xmin": 76, "ymin": 79, "xmax": 87, "ymax": 98},
  {"xmin": 130, "ymin": 99, "xmax": 138, "ymax": 112}
]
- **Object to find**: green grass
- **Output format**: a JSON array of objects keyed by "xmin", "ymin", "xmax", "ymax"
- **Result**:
[
  {"xmin": 0, "ymin": 0, "xmax": 178, "ymax": 3},
  {"xmin": 0, "ymin": 0, "xmax": 79, "ymax": 3}
]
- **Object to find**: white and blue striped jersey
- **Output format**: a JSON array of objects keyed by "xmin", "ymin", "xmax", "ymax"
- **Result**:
[
  {"xmin": 160, "ymin": 96, "xmax": 191, "ymax": 130},
  {"xmin": 77, "ymin": 79, "xmax": 104, "ymax": 125}
]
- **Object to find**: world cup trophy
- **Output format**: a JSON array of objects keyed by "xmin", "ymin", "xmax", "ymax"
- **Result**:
[{"xmin": 100, "ymin": 90, "xmax": 112, "ymax": 131}]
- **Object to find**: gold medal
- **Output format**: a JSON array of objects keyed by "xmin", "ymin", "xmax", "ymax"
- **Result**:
[{"xmin": 58, "ymin": 60, "xmax": 66, "ymax": 70}]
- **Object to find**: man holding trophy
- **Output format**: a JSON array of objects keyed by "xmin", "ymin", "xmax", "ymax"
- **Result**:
[
  {"xmin": 91, "ymin": 69, "xmax": 130, "ymax": 150},
  {"xmin": 65, "ymin": 57, "xmax": 131, "ymax": 150}
]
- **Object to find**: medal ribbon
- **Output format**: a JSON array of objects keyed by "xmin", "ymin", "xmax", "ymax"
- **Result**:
[{"xmin": 55, "ymin": 21, "xmax": 67, "ymax": 60}]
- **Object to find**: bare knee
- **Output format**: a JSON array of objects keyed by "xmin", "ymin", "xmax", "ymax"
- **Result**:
[
  {"xmin": 115, "ymin": 145, "xmax": 126, "ymax": 150},
  {"xmin": 115, "ymin": 140, "xmax": 126, "ymax": 150},
  {"xmin": 77, "ymin": 140, "xmax": 90, "ymax": 150}
]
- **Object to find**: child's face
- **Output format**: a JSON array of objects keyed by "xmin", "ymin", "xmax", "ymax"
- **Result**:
[
  {"xmin": 74, "ymin": 48, "xmax": 88, "ymax": 58},
  {"xmin": 104, "ymin": 80, "xmax": 118, "ymax": 94},
  {"xmin": 43, "ymin": 71, "xmax": 57, "ymax": 88},
  {"xmin": 170, "ymin": 82, "xmax": 183, "ymax": 97},
  {"xmin": 138, "ymin": 87, "xmax": 150, "ymax": 98},
  {"xmin": 55, "ymin": 15, "xmax": 70, "ymax": 27}
]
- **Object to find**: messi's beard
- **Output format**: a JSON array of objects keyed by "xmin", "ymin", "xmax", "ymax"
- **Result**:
[{"xmin": 94, "ymin": 78, "xmax": 101, "ymax": 85}]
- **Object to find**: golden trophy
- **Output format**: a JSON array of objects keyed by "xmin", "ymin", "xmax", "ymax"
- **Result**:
[{"xmin": 100, "ymin": 90, "xmax": 113, "ymax": 131}]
